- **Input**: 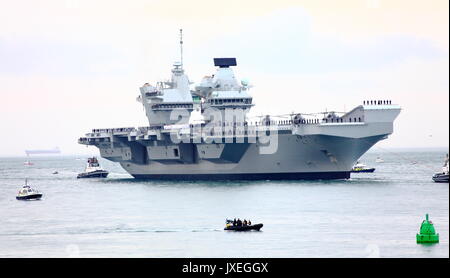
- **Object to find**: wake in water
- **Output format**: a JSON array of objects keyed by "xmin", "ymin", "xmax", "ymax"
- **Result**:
[{"xmin": 0, "ymin": 224, "xmax": 222, "ymax": 236}]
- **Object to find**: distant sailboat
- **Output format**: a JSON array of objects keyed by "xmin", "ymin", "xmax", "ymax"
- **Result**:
[
  {"xmin": 375, "ymin": 157, "xmax": 384, "ymax": 163},
  {"xmin": 24, "ymin": 153, "xmax": 33, "ymax": 166},
  {"xmin": 23, "ymin": 147, "xmax": 61, "ymax": 166}
]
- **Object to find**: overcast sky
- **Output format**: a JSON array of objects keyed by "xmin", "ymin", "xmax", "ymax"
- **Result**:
[{"xmin": 0, "ymin": 0, "xmax": 448, "ymax": 156}]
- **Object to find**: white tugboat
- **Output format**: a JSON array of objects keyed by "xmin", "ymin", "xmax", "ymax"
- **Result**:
[
  {"xmin": 16, "ymin": 179, "xmax": 42, "ymax": 200},
  {"xmin": 77, "ymin": 157, "xmax": 109, "ymax": 178},
  {"xmin": 432, "ymin": 154, "xmax": 449, "ymax": 183}
]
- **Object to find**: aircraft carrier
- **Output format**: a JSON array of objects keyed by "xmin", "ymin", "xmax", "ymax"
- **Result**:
[{"xmin": 78, "ymin": 31, "xmax": 401, "ymax": 180}]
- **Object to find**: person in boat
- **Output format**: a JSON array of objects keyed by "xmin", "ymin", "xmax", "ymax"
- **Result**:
[
  {"xmin": 243, "ymin": 219, "xmax": 247, "ymax": 226},
  {"xmin": 248, "ymin": 220, "xmax": 251, "ymax": 225},
  {"xmin": 233, "ymin": 218, "xmax": 237, "ymax": 226},
  {"xmin": 237, "ymin": 219, "xmax": 242, "ymax": 226}
]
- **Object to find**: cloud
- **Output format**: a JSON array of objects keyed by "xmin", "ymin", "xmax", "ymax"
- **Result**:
[
  {"xmin": 0, "ymin": 0, "xmax": 447, "ymax": 155},
  {"xmin": 186, "ymin": 8, "xmax": 444, "ymax": 75},
  {"xmin": 0, "ymin": 39, "xmax": 132, "ymax": 77},
  {"xmin": 301, "ymin": 0, "xmax": 449, "ymax": 50}
]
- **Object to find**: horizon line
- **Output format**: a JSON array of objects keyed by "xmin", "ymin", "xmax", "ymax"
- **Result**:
[{"xmin": 0, "ymin": 146, "xmax": 448, "ymax": 158}]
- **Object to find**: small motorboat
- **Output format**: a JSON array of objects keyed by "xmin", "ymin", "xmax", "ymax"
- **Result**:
[
  {"xmin": 52, "ymin": 171, "xmax": 59, "ymax": 174},
  {"xmin": 16, "ymin": 179, "xmax": 42, "ymax": 200},
  {"xmin": 433, "ymin": 173, "xmax": 449, "ymax": 183},
  {"xmin": 432, "ymin": 154, "xmax": 449, "ymax": 183},
  {"xmin": 375, "ymin": 157, "xmax": 384, "ymax": 163},
  {"xmin": 351, "ymin": 161, "xmax": 375, "ymax": 173},
  {"xmin": 77, "ymin": 157, "xmax": 109, "ymax": 178},
  {"xmin": 24, "ymin": 161, "xmax": 34, "ymax": 166},
  {"xmin": 224, "ymin": 219, "xmax": 263, "ymax": 231}
]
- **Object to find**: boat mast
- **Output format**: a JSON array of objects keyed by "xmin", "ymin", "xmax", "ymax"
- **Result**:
[{"xmin": 179, "ymin": 28, "xmax": 183, "ymax": 69}]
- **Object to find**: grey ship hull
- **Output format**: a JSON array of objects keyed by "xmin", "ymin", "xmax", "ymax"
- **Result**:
[
  {"xmin": 80, "ymin": 103, "xmax": 400, "ymax": 180},
  {"xmin": 119, "ymin": 133, "xmax": 384, "ymax": 180}
]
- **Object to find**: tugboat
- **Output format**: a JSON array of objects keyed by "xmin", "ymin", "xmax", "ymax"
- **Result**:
[
  {"xmin": 416, "ymin": 214, "xmax": 439, "ymax": 244},
  {"xmin": 432, "ymin": 154, "xmax": 449, "ymax": 183},
  {"xmin": 351, "ymin": 161, "xmax": 375, "ymax": 173},
  {"xmin": 77, "ymin": 157, "xmax": 109, "ymax": 178},
  {"xmin": 16, "ymin": 179, "xmax": 42, "ymax": 200},
  {"xmin": 224, "ymin": 219, "xmax": 263, "ymax": 231}
]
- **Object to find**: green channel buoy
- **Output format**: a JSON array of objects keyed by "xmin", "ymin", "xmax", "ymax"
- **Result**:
[{"xmin": 416, "ymin": 214, "xmax": 439, "ymax": 244}]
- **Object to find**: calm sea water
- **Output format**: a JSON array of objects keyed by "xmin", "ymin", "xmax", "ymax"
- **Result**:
[{"xmin": 0, "ymin": 150, "xmax": 448, "ymax": 258}]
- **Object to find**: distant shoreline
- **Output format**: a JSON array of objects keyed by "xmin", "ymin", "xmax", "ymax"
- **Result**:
[{"xmin": 366, "ymin": 146, "xmax": 449, "ymax": 153}]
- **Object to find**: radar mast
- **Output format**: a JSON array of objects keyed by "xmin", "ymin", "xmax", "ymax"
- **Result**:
[{"xmin": 179, "ymin": 28, "xmax": 183, "ymax": 69}]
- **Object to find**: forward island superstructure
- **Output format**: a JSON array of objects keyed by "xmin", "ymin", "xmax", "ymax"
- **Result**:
[{"xmin": 78, "ymin": 31, "xmax": 401, "ymax": 180}]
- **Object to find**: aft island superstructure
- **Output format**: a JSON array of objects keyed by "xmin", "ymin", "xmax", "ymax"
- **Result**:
[{"xmin": 78, "ymin": 32, "xmax": 401, "ymax": 180}]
